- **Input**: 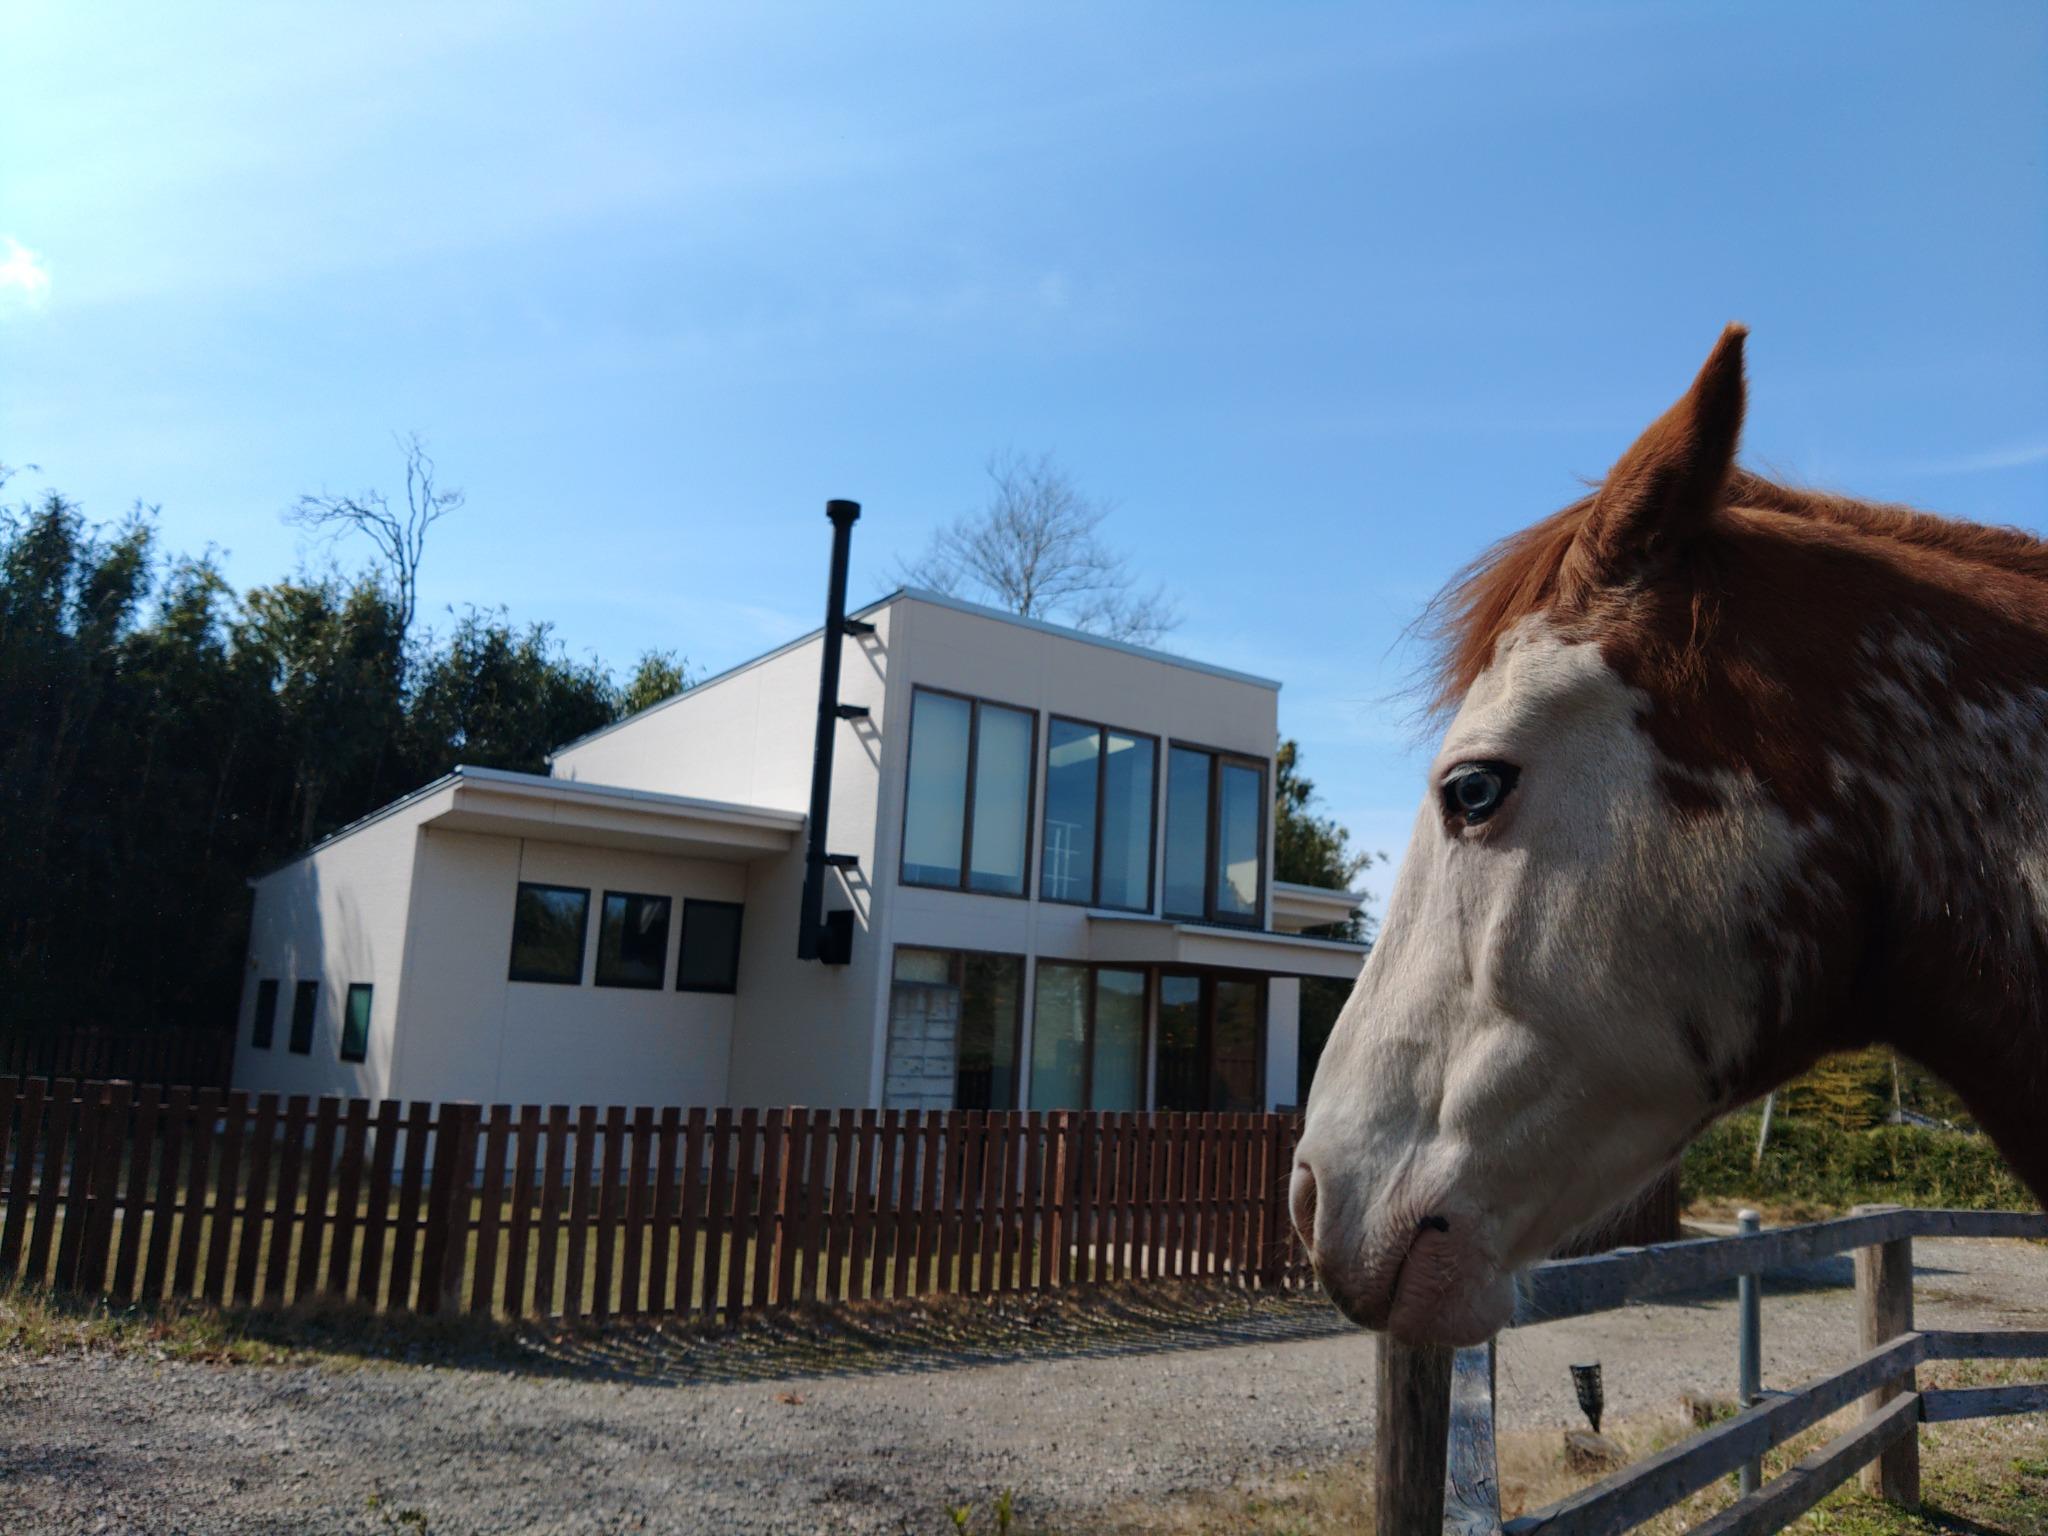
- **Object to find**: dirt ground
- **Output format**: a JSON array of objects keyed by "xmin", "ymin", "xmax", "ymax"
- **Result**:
[{"xmin": 2, "ymin": 1236, "xmax": 2043, "ymax": 1535}]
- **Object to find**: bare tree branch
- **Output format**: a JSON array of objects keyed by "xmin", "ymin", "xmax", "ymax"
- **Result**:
[
  {"xmin": 286, "ymin": 431, "xmax": 464, "ymax": 639},
  {"xmin": 896, "ymin": 450, "xmax": 1180, "ymax": 645}
]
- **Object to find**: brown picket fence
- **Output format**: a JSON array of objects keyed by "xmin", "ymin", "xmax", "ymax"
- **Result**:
[
  {"xmin": 0, "ymin": 1079, "xmax": 1310, "ymax": 1319},
  {"xmin": 0, "ymin": 1029, "xmax": 233, "ymax": 1090}
]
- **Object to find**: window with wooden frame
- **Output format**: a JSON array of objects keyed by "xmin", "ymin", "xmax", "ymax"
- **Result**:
[
  {"xmin": 1162, "ymin": 745, "xmax": 1268, "ymax": 926},
  {"xmin": 899, "ymin": 686, "xmax": 1037, "ymax": 897},
  {"xmin": 1030, "ymin": 962, "xmax": 1148, "ymax": 1111},
  {"xmin": 887, "ymin": 947, "xmax": 1024, "ymax": 1110},
  {"xmin": 252, "ymin": 978, "xmax": 279, "ymax": 1050},
  {"xmin": 1154, "ymin": 972, "xmax": 1265, "ymax": 1112},
  {"xmin": 1039, "ymin": 718, "xmax": 1158, "ymax": 911}
]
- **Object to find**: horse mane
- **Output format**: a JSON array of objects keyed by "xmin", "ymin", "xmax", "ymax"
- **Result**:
[{"xmin": 1420, "ymin": 469, "xmax": 2048, "ymax": 716}]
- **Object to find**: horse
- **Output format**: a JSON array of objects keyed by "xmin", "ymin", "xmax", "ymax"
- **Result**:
[{"xmin": 1291, "ymin": 326, "xmax": 2048, "ymax": 1346}]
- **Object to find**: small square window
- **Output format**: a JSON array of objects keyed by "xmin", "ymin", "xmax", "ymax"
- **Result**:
[
  {"xmin": 252, "ymin": 979, "xmax": 279, "ymax": 1050},
  {"xmin": 676, "ymin": 900, "xmax": 743, "ymax": 994},
  {"xmin": 596, "ymin": 891, "xmax": 671, "ymax": 989},
  {"xmin": 288, "ymin": 980, "xmax": 317, "ymax": 1055},
  {"xmin": 340, "ymin": 983, "xmax": 372, "ymax": 1063},
  {"xmin": 509, "ymin": 882, "xmax": 590, "ymax": 984}
]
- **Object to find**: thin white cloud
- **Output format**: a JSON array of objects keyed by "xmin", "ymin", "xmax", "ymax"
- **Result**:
[
  {"xmin": 1890, "ymin": 436, "xmax": 2048, "ymax": 477},
  {"xmin": 0, "ymin": 237, "xmax": 52, "ymax": 314}
]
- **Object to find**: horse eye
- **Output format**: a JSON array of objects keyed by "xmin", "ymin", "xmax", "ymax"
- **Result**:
[{"xmin": 1443, "ymin": 761, "xmax": 1519, "ymax": 826}]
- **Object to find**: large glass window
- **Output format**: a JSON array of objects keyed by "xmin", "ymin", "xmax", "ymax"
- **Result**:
[
  {"xmin": 339, "ymin": 983, "xmax": 372, "ymax": 1064},
  {"xmin": 886, "ymin": 947, "xmax": 1022, "ymax": 1110},
  {"xmin": 1155, "ymin": 973, "xmax": 1265, "ymax": 1112},
  {"xmin": 509, "ymin": 882, "xmax": 590, "ymax": 984},
  {"xmin": 252, "ymin": 979, "xmax": 279, "ymax": 1050},
  {"xmin": 596, "ymin": 891, "xmax": 671, "ymax": 989},
  {"xmin": 901, "ymin": 688, "xmax": 1035, "ymax": 896},
  {"xmin": 1040, "ymin": 720, "xmax": 1157, "ymax": 911},
  {"xmin": 1164, "ymin": 747, "xmax": 1267, "ymax": 926},
  {"xmin": 288, "ymin": 980, "xmax": 318, "ymax": 1056},
  {"xmin": 1030, "ymin": 964, "xmax": 1148, "ymax": 1111},
  {"xmin": 676, "ymin": 900, "xmax": 744, "ymax": 993}
]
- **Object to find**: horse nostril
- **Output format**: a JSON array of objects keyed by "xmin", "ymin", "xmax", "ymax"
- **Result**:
[
  {"xmin": 1419, "ymin": 1214, "xmax": 1451, "ymax": 1234},
  {"xmin": 1290, "ymin": 1163, "xmax": 1319, "ymax": 1246}
]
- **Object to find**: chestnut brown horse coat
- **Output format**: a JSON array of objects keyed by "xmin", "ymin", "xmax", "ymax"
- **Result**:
[{"xmin": 1293, "ymin": 326, "xmax": 2047, "ymax": 1343}]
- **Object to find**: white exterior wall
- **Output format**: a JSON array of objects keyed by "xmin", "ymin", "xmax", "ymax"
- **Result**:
[
  {"xmin": 553, "ymin": 606, "xmax": 898, "ymax": 1110},
  {"xmin": 872, "ymin": 597, "xmax": 1291, "ymax": 1110},
  {"xmin": 392, "ymin": 831, "xmax": 747, "ymax": 1109},
  {"xmin": 235, "ymin": 796, "xmax": 434, "ymax": 1102}
]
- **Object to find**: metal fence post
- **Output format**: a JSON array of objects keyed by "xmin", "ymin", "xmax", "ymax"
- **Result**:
[
  {"xmin": 1852, "ymin": 1202, "xmax": 1919, "ymax": 1508},
  {"xmin": 1736, "ymin": 1208, "xmax": 1762, "ymax": 1496},
  {"xmin": 1377, "ymin": 1336, "xmax": 1455, "ymax": 1534}
]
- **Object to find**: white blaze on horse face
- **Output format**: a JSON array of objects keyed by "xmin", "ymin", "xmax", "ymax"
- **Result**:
[{"xmin": 1297, "ymin": 616, "xmax": 1788, "ymax": 1345}]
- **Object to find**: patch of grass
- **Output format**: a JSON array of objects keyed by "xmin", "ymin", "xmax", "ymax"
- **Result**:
[
  {"xmin": 0, "ymin": 1279, "xmax": 530, "ymax": 1370},
  {"xmin": 1076, "ymin": 1359, "xmax": 2048, "ymax": 1534},
  {"xmin": 1684, "ymin": 1114, "xmax": 2037, "ymax": 1215}
]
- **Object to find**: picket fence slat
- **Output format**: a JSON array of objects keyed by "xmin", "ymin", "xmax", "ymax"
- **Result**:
[
  {"xmin": 329, "ymin": 1099, "xmax": 368, "ymax": 1300},
  {"xmin": 676, "ymin": 1107, "xmax": 705, "ymax": 1314}
]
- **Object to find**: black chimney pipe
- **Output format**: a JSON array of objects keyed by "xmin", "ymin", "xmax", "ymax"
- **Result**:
[{"xmin": 798, "ymin": 499, "xmax": 861, "ymax": 961}]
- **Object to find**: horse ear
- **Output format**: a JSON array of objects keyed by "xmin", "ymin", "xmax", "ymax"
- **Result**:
[{"xmin": 1569, "ymin": 324, "xmax": 1747, "ymax": 590}]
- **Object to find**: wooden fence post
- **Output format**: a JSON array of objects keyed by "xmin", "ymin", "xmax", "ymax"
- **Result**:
[
  {"xmin": 1377, "ymin": 1335, "xmax": 1455, "ymax": 1534},
  {"xmin": 1852, "ymin": 1203, "xmax": 1919, "ymax": 1508},
  {"xmin": 439, "ymin": 1104, "xmax": 480, "ymax": 1314}
]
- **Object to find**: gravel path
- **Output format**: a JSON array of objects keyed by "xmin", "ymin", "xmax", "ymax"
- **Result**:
[{"xmin": 3, "ymin": 1237, "xmax": 2043, "ymax": 1535}]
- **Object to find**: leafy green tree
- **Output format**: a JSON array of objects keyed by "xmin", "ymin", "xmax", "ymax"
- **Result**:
[
  {"xmin": 1271, "ymin": 737, "xmax": 1382, "ymax": 1104},
  {"xmin": 616, "ymin": 649, "xmax": 693, "ymax": 718},
  {"xmin": 406, "ymin": 609, "xmax": 617, "ymax": 775}
]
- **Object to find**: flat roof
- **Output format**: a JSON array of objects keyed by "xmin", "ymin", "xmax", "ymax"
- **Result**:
[
  {"xmin": 253, "ymin": 764, "xmax": 802, "ymax": 878},
  {"xmin": 547, "ymin": 586, "xmax": 1282, "ymax": 763}
]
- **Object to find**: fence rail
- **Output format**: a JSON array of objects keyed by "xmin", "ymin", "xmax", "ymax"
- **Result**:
[
  {"xmin": 1, "ymin": 1029, "xmax": 233, "ymax": 1090},
  {"xmin": 1384, "ymin": 1204, "xmax": 2048, "ymax": 1535},
  {"xmin": 0, "ymin": 1079, "xmax": 1310, "ymax": 1319}
]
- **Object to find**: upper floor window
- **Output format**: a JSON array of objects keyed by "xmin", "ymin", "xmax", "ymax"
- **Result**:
[
  {"xmin": 596, "ymin": 891, "xmax": 671, "ymax": 989},
  {"xmin": 1163, "ymin": 746, "xmax": 1266, "ymax": 926},
  {"xmin": 900, "ymin": 687, "xmax": 1035, "ymax": 897},
  {"xmin": 1040, "ymin": 719, "xmax": 1157, "ymax": 911},
  {"xmin": 509, "ymin": 882, "xmax": 589, "ymax": 984}
]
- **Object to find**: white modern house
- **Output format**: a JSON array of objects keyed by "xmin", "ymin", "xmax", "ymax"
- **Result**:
[{"xmin": 234, "ymin": 512, "xmax": 1367, "ymax": 1115}]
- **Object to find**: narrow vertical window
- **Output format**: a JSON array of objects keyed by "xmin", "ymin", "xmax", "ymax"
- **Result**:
[
  {"xmin": 288, "ymin": 980, "xmax": 317, "ymax": 1056},
  {"xmin": 339, "ymin": 983, "xmax": 372, "ymax": 1064},
  {"xmin": 1091, "ymin": 969, "xmax": 1147, "ymax": 1111},
  {"xmin": 1164, "ymin": 745, "xmax": 1266, "ymax": 926},
  {"xmin": 1163, "ymin": 748, "xmax": 1211, "ymax": 918},
  {"xmin": 968, "ymin": 704, "xmax": 1034, "ymax": 895},
  {"xmin": 1041, "ymin": 721, "xmax": 1100, "ymax": 904},
  {"xmin": 901, "ymin": 690, "xmax": 971, "ymax": 886},
  {"xmin": 1097, "ymin": 732, "xmax": 1156, "ymax": 911},
  {"xmin": 252, "ymin": 979, "xmax": 279, "ymax": 1050},
  {"xmin": 1029, "ymin": 962, "xmax": 1091, "ymax": 1110}
]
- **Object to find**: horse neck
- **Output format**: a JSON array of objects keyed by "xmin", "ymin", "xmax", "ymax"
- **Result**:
[{"xmin": 1848, "ymin": 627, "xmax": 2048, "ymax": 1199}]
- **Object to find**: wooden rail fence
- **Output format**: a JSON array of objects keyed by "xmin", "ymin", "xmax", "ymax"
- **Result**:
[
  {"xmin": 1380, "ymin": 1205, "xmax": 2048, "ymax": 1534},
  {"xmin": 1, "ymin": 1029, "xmax": 233, "ymax": 1090},
  {"xmin": 0, "ymin": 1079, "xmax": 1310, "ymax": 1318}
]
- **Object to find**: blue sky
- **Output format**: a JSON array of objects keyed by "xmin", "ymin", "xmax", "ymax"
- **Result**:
[{"xmin": 4, "ymin": 1, "xmax": 2044, "ymax": 911}]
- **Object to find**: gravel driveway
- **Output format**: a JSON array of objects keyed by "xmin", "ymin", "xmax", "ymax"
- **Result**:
[{"xmin": 4, "ymin": 1237, "xmax": 2043, "ymax": 1535}]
